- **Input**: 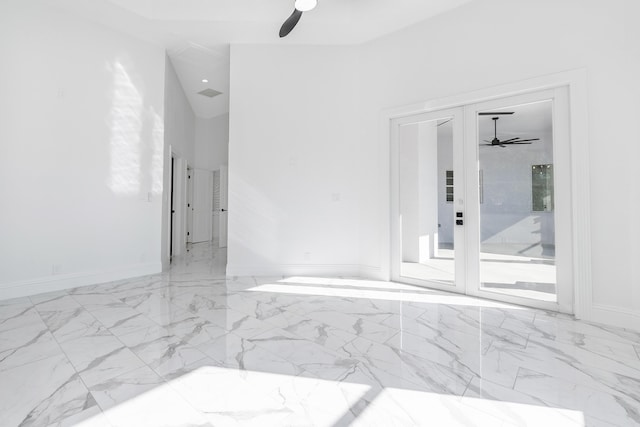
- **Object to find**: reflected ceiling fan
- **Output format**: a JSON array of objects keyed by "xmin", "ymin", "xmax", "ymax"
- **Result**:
[
  {"xmin": 481, "ymin": 113, "xmax": 540, "ymax": 147},
  {"xmin": 279, "ymin": 0, "xmax": 317, "ymax": 37}
]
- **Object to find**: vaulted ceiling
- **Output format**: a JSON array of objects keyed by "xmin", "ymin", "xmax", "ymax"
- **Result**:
[{"xmin": 49, "ymin": 0, "xmax": 476, "ymax": 117}]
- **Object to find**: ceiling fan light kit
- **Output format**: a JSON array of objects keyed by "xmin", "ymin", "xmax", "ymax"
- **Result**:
[
  {"xmin": 294, "ymin": 0, "xmax": 317, "ymax": 12},
  {"xmin": 280, "ymin": 0, "xmax": 318, "ymax": 38}
]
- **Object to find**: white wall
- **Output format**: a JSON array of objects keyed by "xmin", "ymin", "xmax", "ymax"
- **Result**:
[
  {"xmin": 161, "ymin": 58, "xmax": 196, "ymax": 266},
  {"xmin": 195, "ymin": 113, "xmax": 229, "ymax": 172},
  {"xmin": 164, "ymin": 58, "xmax": 196, "ymax": 166},
  {"xmin": 228, "ymin": 45, "xmax": 360, "ymax": 276},
  {"xmin": 357, "ymin": 0, "xmax": 640, "ymax": 328},
  {"xmin": 0, "ymin": 0, "xmax": 166, "ymax": 298},
  {"xmin": 222, "ymin": 0, "xmax": 639, "ymax": 330}
]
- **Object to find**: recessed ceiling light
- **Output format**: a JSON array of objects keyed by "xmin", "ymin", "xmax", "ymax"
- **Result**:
[{"xmin": 202, "ymin": 79, "xmax": 208, "ymax": 83}]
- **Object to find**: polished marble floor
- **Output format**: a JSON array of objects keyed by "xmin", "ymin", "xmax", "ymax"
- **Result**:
[{"xmin": 1, "ymin": 243, "xmax": 639, "ymax": 426}]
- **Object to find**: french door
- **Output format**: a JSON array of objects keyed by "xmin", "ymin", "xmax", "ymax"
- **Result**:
[{"xmin": 391, "ymin": 88, "xmax": 573, "ymax": 313}]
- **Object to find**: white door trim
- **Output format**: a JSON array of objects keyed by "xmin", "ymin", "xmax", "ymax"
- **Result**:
[{"xmin": 381, "ymin": 69, "xmax": 591, "ymax": 320}]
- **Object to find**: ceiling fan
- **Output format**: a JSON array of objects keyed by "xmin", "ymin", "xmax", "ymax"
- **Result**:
[
  {"xmin": 482, "ymin": 115, "xmax": 540, "ymax": 147},
  {"xmin": 280, "ymin": 0, "xmax": 317, "ymax": 37}
]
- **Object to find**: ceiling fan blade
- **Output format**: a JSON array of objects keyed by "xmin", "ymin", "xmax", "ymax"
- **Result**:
[
  {"xmin": 478, "ymin": 112, "xmax": 515, "ymax": 116},
  {"xmin": 511, "ymin": 138, "xmax": 540, "ymax": 143},
  {"xmin": 279, "ymin": 9, "xmax": 303, "ymax": 38},
  {"xmin": 500, "ymin": 137, "xmax": 520, "ymax": 144}
]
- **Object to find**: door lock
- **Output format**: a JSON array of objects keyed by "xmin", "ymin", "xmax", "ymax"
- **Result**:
[{"xmin": 456, "ymin": 212, "xmax": 463, "ymax": 225}]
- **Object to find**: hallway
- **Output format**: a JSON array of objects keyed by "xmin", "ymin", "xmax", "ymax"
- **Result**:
[{"xmin": 0, "ymin": 243, "xmax": 639, "ymax": 426}]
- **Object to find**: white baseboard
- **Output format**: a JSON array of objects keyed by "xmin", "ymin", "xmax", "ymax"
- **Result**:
[
  {"xmin": 226, "ymin": 263, "xmax": 361, "ymax": 278},
  {"xmin": 589, "ymin": 304, "xmax": 640, "ymax": 333},
  {"xmin": 0, "ymin": 263, "xmax": 162, "ymax": 301},
  {"xmin": 358, "ymin": 265, "xmax": 386, "ymax": 281}
]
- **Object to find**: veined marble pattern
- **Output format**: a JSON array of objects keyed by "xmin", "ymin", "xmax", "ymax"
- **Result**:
[{"xmin": 0, "ymin": 243, "xmax": 639, "ymax": 426}]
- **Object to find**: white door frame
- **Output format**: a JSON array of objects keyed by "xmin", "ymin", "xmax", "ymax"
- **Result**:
[
  {"xmin": 186, "ymin": 166, "xmax": 194, "ymax": 244},
  {"xmin": 382, "ymin": 70, "xmax": 591, "ymax": 318},
  {"xmin": 170, "ymin": 155, "xmax": 188, "ymax": 259}
]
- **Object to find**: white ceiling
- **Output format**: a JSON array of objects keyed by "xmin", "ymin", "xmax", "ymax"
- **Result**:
[
  {"xmin": 50, "ymin": 0, "xmax": 476, "ymax": 118},
  {"xmin": 478, "ymin": 101, "xmax": 553, "ymax": 142}
]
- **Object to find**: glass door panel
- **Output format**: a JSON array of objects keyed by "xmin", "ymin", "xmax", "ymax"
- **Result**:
[
  {"xmin": 476, "ymin": 100, "xmax": 557, "ymax": 302},
  {"xmin": 393, "ymin": 110, "xmax": 463, "ymax": 291}
]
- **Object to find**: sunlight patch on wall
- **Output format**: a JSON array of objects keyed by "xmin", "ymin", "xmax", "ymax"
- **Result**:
[
  {"xmin": 150, "ymin": 107, "xmax": 164, "ymax": 195},
  {"xmin": 108, "ymin": 61, "xmax": 143, "ymax": 196}
]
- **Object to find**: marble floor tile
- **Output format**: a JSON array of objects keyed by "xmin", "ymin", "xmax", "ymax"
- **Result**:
[
  {"xmin": 39, "ymin": 307, "xmax": 105, "ymax": 344},
  {"xmin": 1, "ymin": 242, "xmax": 640, "ymax": 426},
  {"xmin": 0, "ymin": 353, "xmax": 97, "ymax": 427},
  {"xmin": 514, "ymin": 367, "xmax": 640, "ymax": 426},
  {"xmin": 46, "ymin": 408, "xmax": 113, "ymax": 427},
  {"xmin": 463, "ymin": 377, "xmax": 590, "ymax": 427},
  {"xmin": 167, "ymin": 363, "xmax": 293, "ymax": 426},
  {"xmin": 89, "ymin": 306, "xmax": 158, "ymax": 338},
  {"xmin": 248, "ymin": 328, "xmax": 359, "ymax": 380},
  {"xmin": 0, "ymin": 298, "xmax": 37, "ymax": 323},
  {"xmin": 306, "ymin": 309, "xmax": 398, "ymax": 344},
  {"xmin": 31, "ymin": 293, "xmax": 82, "ymax": 313},
  {"xmin": 197, "ymin": 332, "xmax": 303, "ymax": 377},
  {"xmin": 90, "ymin": 365, "xmax": 209, "ymax": 427},
  {"xmin": 59, "ymin": 333, "xmax": 145, "ymax": 387},
  {"xmin": 118, "ymin": 324, "xmax": 209, "ymax": 377},
  {"xmin": 0, "ymin": 304, "xmax": 44, "ymax": 333},
  {"xmin": 383, "ymin": 312, "xmax": 529, "ymax": 355},
  {"xmin": 281, "ymin": 317, "xmax": 358, "ymax": 351},
  {"xmin": 339, "ymin": 335, "xmax": 474, "ymax": 395},
  {"xmin": 0, "ymin": 324, "xmax": 64, "ymax": 371},
  {"xmin": 352, "ymin": 386, "xmax": 508, "ymax": 427}
]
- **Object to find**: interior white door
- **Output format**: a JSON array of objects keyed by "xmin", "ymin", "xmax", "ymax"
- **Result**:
[
  {"xmin": 191, "ymin": 169, "xmax": 213, "ymax": 243},
  {"xmin": 219, "ymin": 165, "xmax": 228, "ymax": 248},
  {"xmin": 390, "ymin": 107, "xmax": 466, "ymax": 293}
]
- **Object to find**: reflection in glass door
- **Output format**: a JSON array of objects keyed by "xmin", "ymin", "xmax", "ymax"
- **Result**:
[
  {"xmin": 476, "ymin": 100, "xmax": 557, "ymax": 302},
  {"xmin": 391, "ymin": 108, "xmax": 465, "ymax": 293}
]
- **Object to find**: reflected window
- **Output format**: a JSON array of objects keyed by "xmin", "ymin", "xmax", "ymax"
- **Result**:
[
  {"xmin": 532, "ymin": 164, "xmax": 554, "ymax": 212},
  {"xmin": 445, "ymin": 170, "xmax": 454, "ymax": 202}
]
